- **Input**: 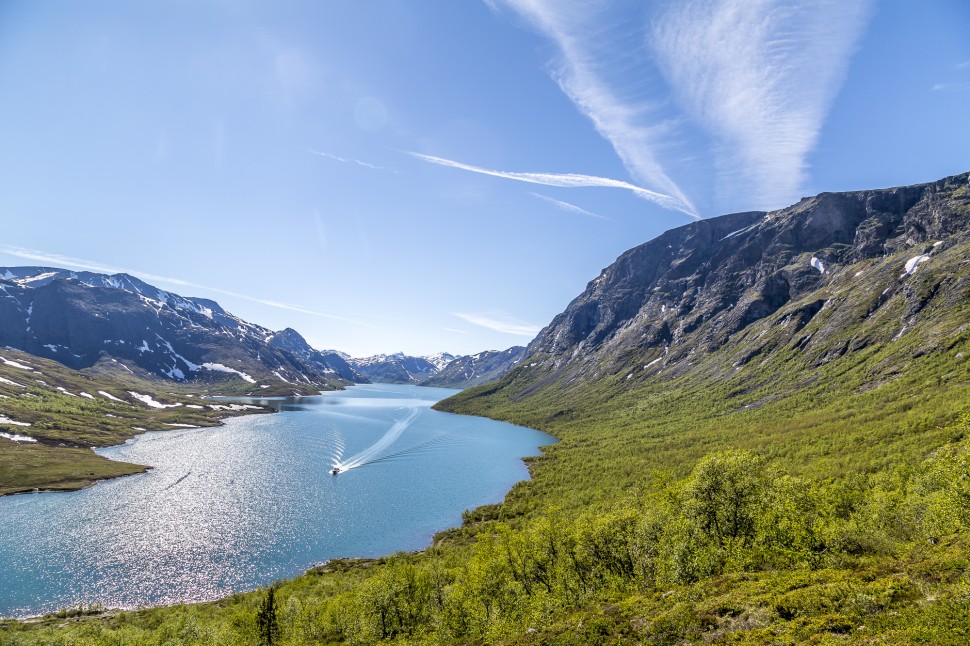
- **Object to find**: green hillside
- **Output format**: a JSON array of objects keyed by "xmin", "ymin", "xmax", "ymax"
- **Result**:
[{"xmin": 4, "ymin": 174, "xmax": 970, "ymax": 643}]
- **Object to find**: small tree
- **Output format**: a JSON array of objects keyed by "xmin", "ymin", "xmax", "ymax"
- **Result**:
[
  {"xmin": 256, "ymin": 585, "xmax": 280, "ymax": 646},
  {"xmin": 683, "ymin": 450, "xmax": 763, "ymax": 548}
]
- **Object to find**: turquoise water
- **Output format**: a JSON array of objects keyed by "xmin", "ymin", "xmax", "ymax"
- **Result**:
[{"xmin": 0, "ymin": 384, "xmax": 553, "ymax": 618}]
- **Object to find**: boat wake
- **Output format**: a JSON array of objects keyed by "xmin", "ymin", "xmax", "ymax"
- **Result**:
[{"xmin": 332, "ymin": 407, "xmax": 420, "ymax": 473}]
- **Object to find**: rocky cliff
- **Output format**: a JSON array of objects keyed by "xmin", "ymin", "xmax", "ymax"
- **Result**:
[{"xmin": 451, "ymin": 172, "xmax": 970, "ymax": 402}]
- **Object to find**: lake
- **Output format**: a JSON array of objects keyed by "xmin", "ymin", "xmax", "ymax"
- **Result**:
[{"xmin": 0, "ymin": 384, "xmax": 554, "ymax": 618}]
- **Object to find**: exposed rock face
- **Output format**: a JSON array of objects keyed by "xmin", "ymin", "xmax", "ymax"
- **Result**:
[
  {"xmin": 423, "ymin": 346, "xmax": 526, "ymax": 388},
  {"xmin": 509, "ymin": 172, "xmax": 970, "ymax": 389},
  {"xmin": 266, "ymin": 328, "xmax": 366, "ymax": 383},
  {"xmin": 0, "ymin": 267, "xmax": 352, "ymax": 389}
]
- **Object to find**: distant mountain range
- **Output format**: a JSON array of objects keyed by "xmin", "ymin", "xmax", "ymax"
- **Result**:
[
  {"xmin": 422, "ymin": 347, "xmax": 526, "ymax": 388},
  {"xmin": 0, "ymin": 267, "xmax": 363, "ymax": 392},
  {"xmin": 348, "ymin": 352, "xmax": 457, "ymax": 384},
  {"xmin": 0, "ymin": 267, "xmax": 526, "ymax": 391}
]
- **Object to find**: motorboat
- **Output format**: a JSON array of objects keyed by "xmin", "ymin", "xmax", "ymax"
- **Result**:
[{"xmin": 331, "ymin": 467, "xmax": 340, "ymax": 475}]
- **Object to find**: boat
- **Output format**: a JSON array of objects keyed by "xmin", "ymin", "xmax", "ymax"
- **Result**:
[{"xmin": 331, "ymin": 467, "xmax": 340, "ymax": 475}]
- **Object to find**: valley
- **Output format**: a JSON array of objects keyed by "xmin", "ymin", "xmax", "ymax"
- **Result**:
[{"xmin": 2, "ymin": 172, "xmax": 969, "ymax": 643}]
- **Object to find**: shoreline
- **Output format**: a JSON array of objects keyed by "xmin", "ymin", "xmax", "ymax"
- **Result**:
[
  {"xmin": 0, "ymin": 405, "xmax": 278, "ymax": 498},
  {"xmin": 0, "ymin": 393, "xmax": 556, "ymax": 623}
]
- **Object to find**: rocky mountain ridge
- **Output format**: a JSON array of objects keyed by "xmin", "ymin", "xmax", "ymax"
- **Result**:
[
  {"xmin": 454, "ymin": 171, "xmax": 970, "ymax": 402},
  {"xmin": 0, "ymin": 267, "xmax": 359, "ymax": 391},
  {"xmin": 423, "ymin": 346, "xmax": 526, "ymax": 388},
  {"xmin": 348, "ymin": 352, "xmax": 459, "ymax": 384}
]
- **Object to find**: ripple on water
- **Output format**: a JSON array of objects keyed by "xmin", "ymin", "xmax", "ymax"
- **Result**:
[{"xmin": 0, "ymin": 384, "xmax": 554, "ymax": 617}]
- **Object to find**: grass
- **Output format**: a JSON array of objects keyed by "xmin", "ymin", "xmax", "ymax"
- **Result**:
[{"xmin": 0, "ymin": 442, "xmax": 147, "ymax": 495}]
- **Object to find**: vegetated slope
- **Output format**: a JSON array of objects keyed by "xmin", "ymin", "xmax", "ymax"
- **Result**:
[
  {"xmin": 0, "ymin": 348, "xmax": 270, "ymax": 495},
  {"xmin": 422, "ymin": 346, "xmax": 526, "ymax": 388},
  {"xmin": 476, "ymin": 171, "xmax": 968, "ymax": 395},
  {"xmin": 6, "ymin": 173, "xmax": 970, "ymax": 644},
  {"xmin": 349, "ymin": 352, "xmax": 458, "ymax": 384},
  {"xmin": 0, "ymin": 267, "xmax": 360, "ymax": 392}
]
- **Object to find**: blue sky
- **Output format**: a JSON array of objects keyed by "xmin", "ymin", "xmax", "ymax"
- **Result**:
[{"xmin": 0, "ymin": 1, "xmax": 967, "ymax": 357}]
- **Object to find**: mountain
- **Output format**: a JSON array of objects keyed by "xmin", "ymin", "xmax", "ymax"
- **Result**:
[
  {"xmin": 349, "ymin": 352, "xmax": 459, "ymax": 384},
  {"xmin": 422, "ymin": 346, "xmax": 526, "ymax": 388},
  {"xmin": 445, "ymin": 171, "xmax": 970, "ymax": 404},
  {"xmin": 265, "ymin": 328, "xmax": 366, "ymax": 383},
  {"xmin": 9, "ymin": 174, "xmax": 970, "ymax": 643},
  {"xmin": 0, "ymin": 267, "xmax": 353, "ymax": 392}
]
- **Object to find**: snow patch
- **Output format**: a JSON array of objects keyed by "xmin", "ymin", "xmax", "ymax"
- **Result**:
[
  {"xmin": 720, "ymin": 222, "xmax": 759, "ymax": 241},
  {"xmin": 163, "ymin": 423, "xmax": 199, "ymax": 428},
  {"xmin": 0, "ymin": 357, "xmax": 34, "ymax": 370},
  {"xmin": 207, "ymin": 403, "xmax": 261, "ymax": 411},
  {"xmin": 0, "ymin": 376, "xmax": 25, "ymax": 388},
  {"xmin": 110, "ymin": 359, "xmax": 135, "ymax": 374},
  {"xmin": 0, "ymin": 415, "xmax": 32, "ymax": 427},
  {"xmin": 903, "ymin": 254, "xmax": 930, "ymax": 276},
  {"xmin": 14, "ymin": 271, "xmax": 58, "ymax": 285},
  {"xmin": 810, "ymin": 257, "xmax": 825, "ymax": 273},
  {"xmin": 203, "ymin": 363, "xmax": 256, "ymax": 383},
  {"xmin": 128, "ymin": 391, "xmax": 181, "ymax": 409},
  {"xmin": 79, "ymin": 392, "xmax": 95, "ymax": 399},
  {"xmin": 0, "ymin": 431, "xmax": 36, "ymax": 442},
  {"xmin": 98, "ymin": 390, "xmax": 125, "ymax": 402}
]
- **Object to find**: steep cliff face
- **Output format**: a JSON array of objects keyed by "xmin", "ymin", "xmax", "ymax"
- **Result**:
[{"xmin": 471, "ymin": 172, "xmax": 970, "ymax": 398}]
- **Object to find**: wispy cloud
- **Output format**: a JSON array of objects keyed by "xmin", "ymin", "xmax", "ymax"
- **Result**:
[
  {"xmin": 0, "ymin": 245, "xmax": 374, "ymax": 326},
  {"xmin": 487, "ymin": 1, "xmax": 696, "ymax": 216},
  {"xmin": 530, "ymin": 193, "xmax": 608, "ymax": 220},
  {"xmin": 409, "ymin": 151, "xmax": 697, "ymax": 217},
  {"xmin": 932, "ymin": 83, "xmax": 970, "ymax": 92},
  {"xmin": 490, "ymin": 0, "xmax": 872, "ymax": 212},
  {"xmin": 650, "ymin": 0, "xmax": 872, "ymax": 209},
  {"xmin": 453, "ymin": 312, "xmax": 541, "ymax": 337},
  {"xmin": 307, "ymin": 149, "xmax": 397, "ymax": 173}
]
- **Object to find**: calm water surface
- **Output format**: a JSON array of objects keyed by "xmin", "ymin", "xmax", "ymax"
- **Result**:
[{"xmin": 0, "ymin": 384, "xmax": 553, "ymax": 618}]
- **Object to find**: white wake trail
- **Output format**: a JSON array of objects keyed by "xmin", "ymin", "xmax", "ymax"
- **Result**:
[{"xmin": 334, "ymin": 407, "xmax": 420, "ymax": 472}]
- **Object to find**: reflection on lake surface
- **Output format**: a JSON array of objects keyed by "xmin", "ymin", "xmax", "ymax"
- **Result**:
[{"xmin": 0, "ymin": 384, "xmax": 554, "ymax": 618}]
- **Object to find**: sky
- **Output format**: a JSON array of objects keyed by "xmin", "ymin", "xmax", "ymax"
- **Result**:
[{"xmin": 0, "ymin": 1, "xmax": 967, "ymax": 358}]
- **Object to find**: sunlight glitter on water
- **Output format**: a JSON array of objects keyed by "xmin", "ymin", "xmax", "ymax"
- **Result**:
[{"xmin": 0, "ymin": 385, "xmax": 554, "ymax": 618}]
